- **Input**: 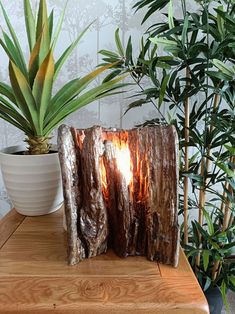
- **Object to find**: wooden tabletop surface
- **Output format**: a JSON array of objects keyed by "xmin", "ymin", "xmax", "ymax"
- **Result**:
[{"xmin": 0, "ymin": 207, "xmax": 209, "ymax": 314}]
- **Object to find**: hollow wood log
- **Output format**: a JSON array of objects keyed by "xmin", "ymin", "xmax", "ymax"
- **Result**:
[{"xmin": 58, "ymin": 125, "xmax": 179, "ymax": 267}]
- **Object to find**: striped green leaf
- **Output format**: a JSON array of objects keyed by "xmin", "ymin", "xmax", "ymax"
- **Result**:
[
  {"xmin": 221, "ymin": 281, "xmax": 229, "ymax": 313},
  {"xmin": 202, "ymin": 250, "xmax": 210, "ymax": 272},
  {"xmin": 1, "ymin": 31, "xmax": 28, "ymax": 78},
  {"xmin": 36, "ymin": 0, "xmax": 50, "ymax": 64},
  {"xmin": 168, "ymin": 0, "xmax": 174, "ymax": 29},
  {"xmin": 44, "ymin": 77, "xmax": 126, "ymax": 135},
  {"xmin": 28, "ymin": 32, "xmax": 43, "ymax": 86},
  {"xmin": 9, "ymin": 61, "xmax": 39, "ymax": 134},
  {"xmin": 48, "ymin": 64, "xmax": 117, "ymax": 123},
  {"xmin": 115, "ymin": 28, "xmax": 124, "ymax": 56},
  {"xmin": 54, "ymin": 22, "xmax": 93, "ymax": 80},
  {"xmin": 217, "ymin": 6, "xmax": 224, "ymax": 38},
  {"xmin": 0, "ymin": 96, "xmax": 31, "ymax": 132},
  {"xmin": 150, "ymin": 36, "xmax": 178, "ymax": 47},
  {"xmin": 230, "ymin": 276, "xmax": 235, "ymax": 288},
  {"xmin": 48, "ymin": 10, "xmax": 54, "ymax": 39},
  {"xmin": 0, "ymin": 110, "xmax": 30, "ymax": 134},
  {"xmin": 98, "ymin": 50, "xmax": 120, "ymax": 59},
  {"xmin": 213, "ymin": 59, "xmax": 235, "ymax": 77},
  {"xmin": 159, "ymin": 74, "xmax": 170, "ymax": 107},
  {"xmin": 0, "ymin": 82, "xmax": 16, "ymax": 104},
  {"xmin": 217, "ymin": 162, "xmax": 235, "ymax": 178},
  {"xmin": 51, "ymin": 1, "xmax": 68, "ymax": 49},
  {"xmin": 181, "ymin": 14, "xmax": 189, "ymax": 47},
  {"xmin": 202, "ymin": 208, "xmax": 214, "ymax": 236},
  {"xmin": 0, "ymin": 1, "xmax": 125, "ymax": 141},
  {"xmin": 32, "ymin": 51, "xmax": 54, "ymax": 132},
  {"xmin": 24, "ymin": 0, "xmax": 36, "ymax": 52},
  {"xmin": 0, "ymin": 1, "xmax": 28, "ymax": 78}
]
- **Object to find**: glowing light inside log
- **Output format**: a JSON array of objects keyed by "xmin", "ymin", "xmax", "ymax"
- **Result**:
[
  {"xmin": 100, "ymin": 141, "xmax": 132, "ymax": 191},
  {"xmin": 115, "ymin": 145, "xmax": 132, "ymax": 186},
  {"xmin": 100, "ymin": 158, "xmax": 108, "ymax": 193}
]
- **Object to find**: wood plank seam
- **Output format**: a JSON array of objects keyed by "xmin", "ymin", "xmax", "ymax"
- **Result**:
[
  {"xmin": 0, "ymin": 210, "xmax": 26, "ymax": 249},
  {"xmin": 0, "ymin": 210, "xmax": 210, "ymax": 313}
]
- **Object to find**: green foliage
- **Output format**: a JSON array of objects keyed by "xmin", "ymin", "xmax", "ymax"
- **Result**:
[
  {"xmin": 185, "ymin": 212, "xmax": 235, "ymax": 282},
  {"xmin": 99, "ymin": 0, "xmax": 235, "ymax": 307},
  {"xmin": 0, "ymin": 0, "xmax": 125, "ymax": 149}
]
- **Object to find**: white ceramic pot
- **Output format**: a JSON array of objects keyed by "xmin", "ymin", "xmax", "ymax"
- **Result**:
[{"xmin": 0, "ymin": 145, "xmax": 63, "ymax": 216}]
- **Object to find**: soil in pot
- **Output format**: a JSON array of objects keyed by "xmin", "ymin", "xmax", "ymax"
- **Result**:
[{"xmin": 12, "ymin": 150, "xmax": 57, "ymax": 155}]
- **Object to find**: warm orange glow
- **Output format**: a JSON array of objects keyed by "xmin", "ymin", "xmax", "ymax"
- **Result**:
[
  {"xmin": 100, "ymin": 138, "xmax": 133, "ymax": 194},
  {"xmin": 99, "ymin": 158, "xmax": 108, "ymax": 193},
  {"xmin": 115, "ymin": 145, "xmax": 132, "ymax": 186}
]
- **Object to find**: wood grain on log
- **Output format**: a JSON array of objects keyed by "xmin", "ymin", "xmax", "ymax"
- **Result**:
[
  {"xmin": 58, "ymin": 125, "xmax": 179, "ymax": 267},
  {"xmin": 77, "ymin": 127, "xmax": 108, "ymax": 259},
  {"xmin": 57, "ymin": 125, "xmax": 85, "ymax": 265}
]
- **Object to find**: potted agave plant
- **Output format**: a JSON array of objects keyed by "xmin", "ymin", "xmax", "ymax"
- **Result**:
[{"xmin": 0, "ymin": 0, "xmax": 124, "ymax": 216}]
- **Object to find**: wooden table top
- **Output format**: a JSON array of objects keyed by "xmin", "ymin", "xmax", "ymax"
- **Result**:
[{"xmin": 0, "ymin": 208, "xmax": 209, "ymax": 314}]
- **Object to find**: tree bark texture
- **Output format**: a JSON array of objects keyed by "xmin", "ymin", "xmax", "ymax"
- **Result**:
[{"xmin": 58, "ymin": 124, "xmax": 179, "ymax": 267}]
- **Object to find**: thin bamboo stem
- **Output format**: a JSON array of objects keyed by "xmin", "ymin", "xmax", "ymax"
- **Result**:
[
  {"xmin": 211, "ymin": 155, "xmax": 235, "ymax": 280},
  {"xmin": 222, "ymin": 190, "xmax": 232, "ymax": 230},
  {"xmin": 198, "ymin": 160, "xmax": 206, "ymax": 227},
  {"xmin": 205, "ymin": 93, "xmax": 220, "ymax": 173},
  {"xmin": 220, "ymin": 181, "xmax": 229, "ymax": 213},
  {"xmin": 195, "ymin": 159, "xmax": 205, "ymax": 267},
  {"xmin": 222, "ymin": 159, "xmax": 235, "ymax": 231},
  {"xmin": 195, "ymin": 92, "xmax": 220, "ymax": 267},
  {"xmin": 196, "ymin": 3, "xmax": 211, "ymax": 266},
  {"xmin": 183, "ymin": 66, "xmax": 190, "ymax": 245}
]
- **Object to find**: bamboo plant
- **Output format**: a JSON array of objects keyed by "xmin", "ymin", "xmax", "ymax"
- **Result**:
[
  {"xmin": 98, "ymin": 0, "xmax": 235, "ymax": 309},
  {"xmin": 0, "ymin": 0, "xmax": 125, "ymax": 154}
]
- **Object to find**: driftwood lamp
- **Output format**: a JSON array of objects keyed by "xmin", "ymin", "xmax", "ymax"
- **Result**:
[{"xmin": 58, "ymin": 124, "xmax": 179, "ymax": 267}]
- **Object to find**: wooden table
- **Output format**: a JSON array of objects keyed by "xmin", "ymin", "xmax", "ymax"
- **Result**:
[{"xmin": 0, "ymin": 208, "xmax": 209, "ymax": 314}]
